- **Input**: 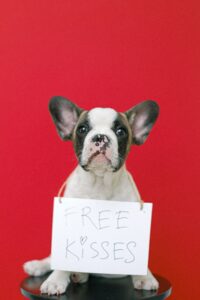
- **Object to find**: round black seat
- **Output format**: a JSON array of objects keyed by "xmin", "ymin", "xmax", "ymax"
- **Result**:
[{"xmin": 20, "ymin": 273, "xmax": 172, "ymax": 300}]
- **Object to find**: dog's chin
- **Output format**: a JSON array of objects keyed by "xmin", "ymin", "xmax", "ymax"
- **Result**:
[{"xmin": 80, "ymin": 154, "xmax": 122, "ymax": 173}]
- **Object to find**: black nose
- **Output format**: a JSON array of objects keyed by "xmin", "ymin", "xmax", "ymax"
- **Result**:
[{"xmin": 92, "ymin": 134, "xmax": 109, "ymax": 143}]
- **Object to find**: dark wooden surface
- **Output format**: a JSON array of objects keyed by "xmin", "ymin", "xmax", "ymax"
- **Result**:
[{"xmin": 20, "ymin": 273, "xmax": 172, "ymax": 300}]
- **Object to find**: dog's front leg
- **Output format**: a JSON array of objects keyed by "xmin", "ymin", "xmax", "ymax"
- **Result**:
[
  {"xmin": 132, "ymin": 269, "xmax": 159, "ymax": 290},
  {"xmin": 23, "ymin": 256, "xmax": 51, "ymax": 276},
  {"xmin": 40, "ymin": 270, "xmax": 70, "ymax": 295}
]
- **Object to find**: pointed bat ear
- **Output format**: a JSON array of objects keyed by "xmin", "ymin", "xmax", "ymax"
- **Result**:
[
  {"xmin": 49, "ymin": 96, "xmax": 83, "ymax": 140},
  {"xmin": 125, "ymin": 100, "xmax": 159, "ymax": 145}
]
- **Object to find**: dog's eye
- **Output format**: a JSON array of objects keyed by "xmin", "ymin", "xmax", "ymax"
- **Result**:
[
  {"xmin": 115, "ymin": 127, "xmax": 127, "ymax": 137},
  {"xmin": 77, "ymin": 125, "xmax": 89, "ymax": 135}
]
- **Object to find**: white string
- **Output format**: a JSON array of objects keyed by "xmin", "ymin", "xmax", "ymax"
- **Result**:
[
  {"xmin": 57, "ymin": 179, "xmax": 68, "ymax": 197},
  {"xmin": 127, "ymin": 171, "xmax": 144, "ymax": 210}
]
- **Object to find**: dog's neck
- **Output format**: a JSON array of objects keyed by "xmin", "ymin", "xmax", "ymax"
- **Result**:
[
  {"xmin": 64, "ymin": 164, "xmax": 140, "ymax": 202},
  {"xmin": 78, "ymin": 164, "xmax": 125, "ymax": 187}
]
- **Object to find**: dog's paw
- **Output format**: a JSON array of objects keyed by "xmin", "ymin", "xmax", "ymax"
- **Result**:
[
  {"xmin": 40, "ymin": 278, "xmax": 70, "ymax": 295},
  {"xmin": 40, "ymin": 270, "xmax": 70, "ymax": 295},
  {"xmin": 132, "ymin": 275, "xmax": 159, "ymax": 290},
  {"xmin": 70, "ymin": 272, "xmax": 89, "ymax": 284},
  {"xmin": 40, "ymin": 280, "xmax": 69, "ymax": 295},
  {"xmin": 23, "ymin": 260, "xmax": 50, "ymax": 276}
]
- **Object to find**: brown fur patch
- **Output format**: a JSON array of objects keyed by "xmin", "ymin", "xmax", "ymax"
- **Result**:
[
  {"xmin": 72, "ymin": 110, "xmax": 88, "ymax": 142},
  {"xmin": 118, "ymin": 112, "xmax": 133, "ymax": 153}
]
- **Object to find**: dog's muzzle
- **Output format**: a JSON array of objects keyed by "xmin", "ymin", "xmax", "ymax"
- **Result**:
[
  {"xmin": 88, "ymin": 134, "xmax": 111, "ymax": 163},
  {"xmin": 80, "ymin": 132, "xmax": 119, "ymax": 172}
]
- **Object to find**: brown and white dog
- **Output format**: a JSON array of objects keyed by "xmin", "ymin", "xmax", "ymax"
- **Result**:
[{"xmin": 23, "ymin": 96, "xmax": 159, "ymax": 295}]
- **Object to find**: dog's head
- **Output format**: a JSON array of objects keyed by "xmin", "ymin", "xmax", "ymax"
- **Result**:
[{"xmin": 49, "ymin": 96, "xmax": 159, "ymax": 172}]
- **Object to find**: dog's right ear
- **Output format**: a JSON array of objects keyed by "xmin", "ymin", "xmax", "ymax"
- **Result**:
[{"xmin": 49, "ymin": 96, "xmax": 83, "ymax": 140}]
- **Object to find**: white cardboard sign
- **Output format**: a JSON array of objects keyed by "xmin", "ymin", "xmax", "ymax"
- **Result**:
[{"xmin": 51, "ymin": 197, "xmax": 152, "ymax": 276}]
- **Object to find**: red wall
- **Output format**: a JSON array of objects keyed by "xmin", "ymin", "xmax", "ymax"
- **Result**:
[{"xmin": 0, "ymin": 1, "xmax": 199, "ymax": 299}]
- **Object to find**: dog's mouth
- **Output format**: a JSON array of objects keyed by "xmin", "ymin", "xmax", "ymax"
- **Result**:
[
  {"xmin": 79, "ymin": 135, "xmax": 121, "ymax": 172},
  {"xmin": 80, "ymin": 150, "xmax": 114, "ymax": 172},
  {"xmin": 88, "ymin": 150, "xmax": 111, "ymax": 164}
]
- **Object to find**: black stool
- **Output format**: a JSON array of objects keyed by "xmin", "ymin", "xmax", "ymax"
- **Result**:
[{"xmin": 21, "ymin": 273, "xmax": 172, "ymax": 300}]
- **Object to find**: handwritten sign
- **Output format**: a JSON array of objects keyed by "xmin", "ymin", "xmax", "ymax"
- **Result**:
[{"xmin": 51, "ymin": 197, "xmax": 152, "ymax": 275}]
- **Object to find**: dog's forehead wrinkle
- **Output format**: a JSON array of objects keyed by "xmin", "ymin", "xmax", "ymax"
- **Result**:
[{"xmin": 88, "ymin": 108, "xmax": 117, "ymax": 128}]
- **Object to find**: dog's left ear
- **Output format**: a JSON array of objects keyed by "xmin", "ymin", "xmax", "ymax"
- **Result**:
[
  {"xmin": 49, "ymin": 96, "xmax": 83, "ymax": 140},
  {"xmin": 125, "ymin": 100, "xmax": 159, "ymax": 145}
]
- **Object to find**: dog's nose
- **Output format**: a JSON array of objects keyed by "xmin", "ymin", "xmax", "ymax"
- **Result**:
[{"xmin": 92, "ymin": 134, "xmax": 109, "ymax": 143}]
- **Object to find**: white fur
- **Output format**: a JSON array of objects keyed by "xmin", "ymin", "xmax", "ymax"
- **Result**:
[
  {"xmin": 23, "ymin": 257, "xmax": 51, "ymax": 277},
  {"xmin": 24, "ymin": 165, "xmax": 158, "ymax": 294},
  {"xmin": 89, "ymin": 108, "xmax": 117, "ymax": 128},
  {"xmin": 23, "ymin": 107, "xmax": 159, "ymax": 295},
  {"xmin": 65, "ymin": 165, "xmax": 139, "ymax": 201},
  {"xmin": 81, "ymin": 108, "xmax": 119, "ymax": 170},
  {"xmin": 40, "ymin": 270, "xmax": 70, "ymax": 295}
]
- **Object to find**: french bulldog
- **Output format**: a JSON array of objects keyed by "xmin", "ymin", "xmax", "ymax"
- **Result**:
[{"xmin": 23, "ymin": 96, "xmax": 159, "ymax": 295}]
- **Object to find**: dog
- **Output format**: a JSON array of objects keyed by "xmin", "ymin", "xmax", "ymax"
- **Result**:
[{"xmin": 23, "ymin": 96, "xmax": 159, "ymax": 295}]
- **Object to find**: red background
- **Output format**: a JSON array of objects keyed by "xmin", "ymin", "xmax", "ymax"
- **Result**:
[{"xmin": 0, "ymin": 1, "xmax": 199, "ymax": 299}]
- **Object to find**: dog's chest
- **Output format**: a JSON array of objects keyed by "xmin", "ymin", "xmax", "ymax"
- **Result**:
[{"xmin": 64, "ymin": 166, "xmax": 139, "ymax": 202}]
